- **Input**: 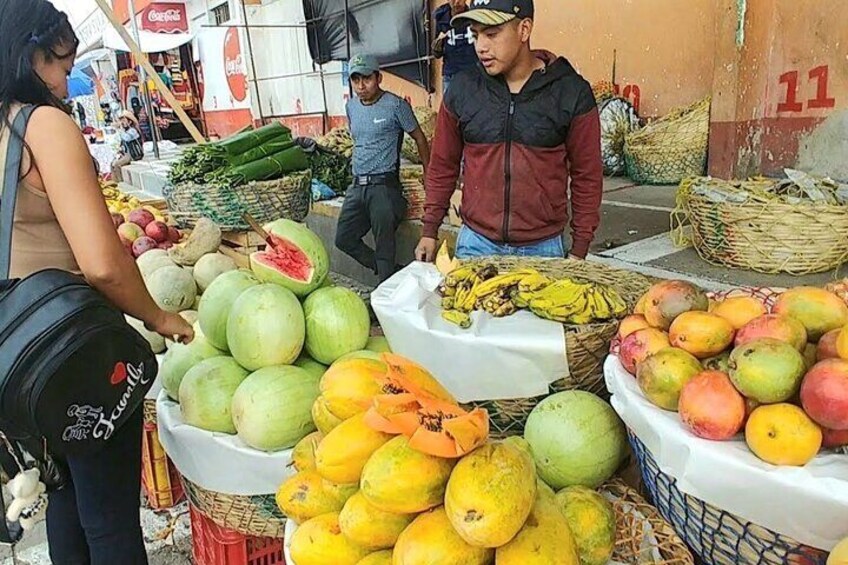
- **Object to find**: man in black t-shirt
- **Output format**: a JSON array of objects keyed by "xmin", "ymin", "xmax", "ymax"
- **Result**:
[{"xmin": 432, "ymin": 0, "xmax": 478, "ymax": 93}]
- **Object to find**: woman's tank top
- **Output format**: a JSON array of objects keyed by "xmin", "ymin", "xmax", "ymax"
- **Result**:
[{"xmin": 0, "ymin": 104, "xmax": 79, "ymax": 279}]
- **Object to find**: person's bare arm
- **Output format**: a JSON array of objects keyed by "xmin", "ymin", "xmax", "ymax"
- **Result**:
[
  {"xmin": 24, "ymin": 107, "xmax": 192, "ymax": 342},
  {"xmin": 409, "ymin": 127, "xmax": 430, "ymax": 177}
]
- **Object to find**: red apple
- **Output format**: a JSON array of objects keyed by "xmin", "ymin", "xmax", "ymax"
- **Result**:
[
  {"xmin": 167, "ymin": 226, "xmax": 182, "ymax": 243},
  {"xmin": 800, "ymin": 359, "xmax": 848, "ymax": 430},
  {"xmin": 132, "ymin": 236, "xmax": 159, "ymax": 258},
  {"xmin": 145, "ymin": 221, "xmax": 170, "ymax": 243},
  {"xmin": 127, "ymin": 209, "xmax": 155, "ymax": 230},
  {"xmin": 110, "ymin": 213, "xmax": 125, "ymax": 229}
]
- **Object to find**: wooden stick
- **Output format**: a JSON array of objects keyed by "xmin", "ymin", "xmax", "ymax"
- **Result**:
[
  {"xmin": 93, "ymin": 0, "xmax": 206, "ymax": 145},
  {"xmin": 242, "ymin": 212, "xmax": 276, "ymax": 249}
]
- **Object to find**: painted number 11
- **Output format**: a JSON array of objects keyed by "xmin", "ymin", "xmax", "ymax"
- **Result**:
[{"xmin": 777, "ymin": 65, "xmax": 836, "ymax": 113}]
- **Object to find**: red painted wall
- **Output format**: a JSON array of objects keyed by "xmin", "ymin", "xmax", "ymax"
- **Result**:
[{"xmin": 204, "ymin": 109, "xmax": 253, "ymax": 139}]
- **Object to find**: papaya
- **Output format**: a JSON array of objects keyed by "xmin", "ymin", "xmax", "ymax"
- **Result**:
[
  {"xmin": 315, "ymin": 413, "xmax": 392, "ymax": 484},
  {"xmin": 291, "ymin": 431, "xmax": 323, "ymax": 472},
  {"xmin": 360, "ymin": 436, "xmax": 455, "ymax": 514},
  {"xmin": 495, "ymin": 482, "xmax": 580, "ymax": 565},
  {"xmin": 339, "ymin": 491, "xmax": 416, "ymax": 550},
  {"xmin": 289, "ymin": 512, "xmax": 371, "ymax": 565},
  {"xmin": 393, "ymin": 507, "xmax": 495, "ymax": 565},
  {"xmin": 275, "ymin": 470, "xmax": 351, "ymax": 525},
  {"xmin": 320, "ymin": 358, "xmax": 386, "ymax": 420},
  {"xmin": 554, "ymin": 486, "xmax": 617, "ymax": 565},
  {"xmin": 444, "ymin": 440, "xmax": 536, "ymax": 547},
  {"xmin": 357, "ymin": 550, "xmax": 393, "ymax": 565},
  {"xmin": 322, "ymin": 479, "xmax": 359, "ymax": 507},
  {"xmin": 313, "ymin": 395, "xmax": 344, "ymax": 435}
]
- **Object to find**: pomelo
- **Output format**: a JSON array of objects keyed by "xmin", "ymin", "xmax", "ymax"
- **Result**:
[
  {"xmin": 179, "ymin": 356, "xmax": 249, "ymax": 433},
  {"xmin": 231, "ymin": 365, "xmax": 320, "ymax": 451},
  {"xmin": 303, "ymin": 287, "xmax": 370, "ymax": 365},
  {"xmin": 250, "ymin": 219, "xmax": 329, "ymax": 297},
  {"xmin": 524, "ymin": 391, "xmax": 627, "ymax": 489},
  {"xmin": 197, "ymin": 269, "xmax": 260, "ymax": 351},
  {"xmin": 227, "ymin": 284, "xmax": 305, "ymax": 371}
]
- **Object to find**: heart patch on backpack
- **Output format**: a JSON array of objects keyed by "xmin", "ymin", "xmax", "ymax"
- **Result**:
[{"xmin": 109, "ymin": 362, "xmax": 127, "ymax": 385}]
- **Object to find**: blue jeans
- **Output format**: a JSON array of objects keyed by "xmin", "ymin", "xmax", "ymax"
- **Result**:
[{"xmin": 455, "ymin": 225, "xmax": 565, "ymax": 259}]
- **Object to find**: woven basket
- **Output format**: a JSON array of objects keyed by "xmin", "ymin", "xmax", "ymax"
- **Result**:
[
  {"xmin": 624, "ymin": 97, "xmax": 710, "ymax": 185},
  {"xmin": 402, "ymin": 106, "xmax": 436, "ymax": 164},
  {"xmin": 182, "ymin": 478, "xmax": 286, "ymax": 539},
  {"xmin": 164, "ymin": 170, "xmax": 312, "ymax": 230},
  {"xmin": 672, "ymin": 176, "xmax": 848, "ymax": 275},
  {"xmin": 629, "ymin": 433, "xmax": 829, "ymax": 565},
  {"xmin": 401, "ymin": 165, "xmax": 425, "ymax": 220},
  {"xmin": 603, "ymin": 479, "xmax": 694, "ymax": 564},
  {"xmin": 461, "ymin": 257, "xmax": 652, "ymax": 438}
]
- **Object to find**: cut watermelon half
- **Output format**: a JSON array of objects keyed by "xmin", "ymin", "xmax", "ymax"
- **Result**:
[{"xmin": 249, "ymin": 219, "xmax": 329, "ymax": 297}]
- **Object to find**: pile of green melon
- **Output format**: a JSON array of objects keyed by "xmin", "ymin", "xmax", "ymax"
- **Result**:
[{"xmin": 155, "ymin": 219, "xmax": 388, "ymax": 454}]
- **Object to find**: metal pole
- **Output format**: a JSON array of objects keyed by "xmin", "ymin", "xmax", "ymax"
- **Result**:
[
  {"xmin": 127, "ymin": 0, "xmax": 159, "ymax": 159},
  {"xmin": 240, "ymin": 0, "xmax": 264, "ymax": 123},
  {"xmin": 344, "ymin": 0, "xmax": 352, "ymax": 97}
]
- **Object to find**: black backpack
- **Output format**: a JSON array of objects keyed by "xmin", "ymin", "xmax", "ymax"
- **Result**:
[{"xmin": 0, "ymin": 106, "xmax": 158, "ymax": 541}]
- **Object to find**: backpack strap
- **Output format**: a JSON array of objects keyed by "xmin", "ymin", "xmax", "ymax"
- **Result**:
[{"xmin": 0, "ymin": 105, "xmax": 37, "ymax": 280}]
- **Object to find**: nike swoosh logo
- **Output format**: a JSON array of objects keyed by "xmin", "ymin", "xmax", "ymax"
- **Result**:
[{"xmin": 373, "ymin": 118, "xmax": 386, "ymax": 124}]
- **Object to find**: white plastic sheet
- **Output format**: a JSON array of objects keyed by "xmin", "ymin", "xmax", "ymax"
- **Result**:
[
  {"xmin": 605, "ymin": 355, "xmax": 848, "ymax": 551},
  {"xmin": 371, "ymin": 263, "xmax": 569, "ymax": 402},
  {"xmin": 156, "ymin": 390, "xmax": 294, "ymax": 496}
]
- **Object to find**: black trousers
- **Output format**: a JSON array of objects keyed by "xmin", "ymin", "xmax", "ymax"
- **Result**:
[
  {"xmin": 46, "ymin": 408, "xmax": 147, "ymax": 565},
  {"xmin": 335, "ymin": 178, "xmax": 408, "ymax": 282}
]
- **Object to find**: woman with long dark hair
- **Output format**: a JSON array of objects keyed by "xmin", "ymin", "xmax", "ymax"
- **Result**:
[{"xmin": 0, "ymin": 1, "xmax": 193, "ymax": 562}]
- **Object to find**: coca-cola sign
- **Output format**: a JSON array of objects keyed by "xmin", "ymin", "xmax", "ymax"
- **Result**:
[
  {"xmin": 141, "ymin": 2, "xmax": 188, "ymax": 34},
  {"xmin": 224, "ymin": 27, "xmax": 248, "ymax": 102}
]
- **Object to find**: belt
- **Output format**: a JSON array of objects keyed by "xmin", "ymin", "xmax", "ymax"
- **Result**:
[{"xmin": 353, "ymin": 172, "xmax": 398, "ymax": 186}]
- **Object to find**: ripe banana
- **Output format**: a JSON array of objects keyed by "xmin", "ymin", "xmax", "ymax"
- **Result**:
[{"xmin": 442, "ymin": 309, "xmax": 472, "ymax": 329}]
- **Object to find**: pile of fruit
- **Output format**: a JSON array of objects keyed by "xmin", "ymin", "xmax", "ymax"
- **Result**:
[
  {"xmin": 438, "ymin": 263, "xmax": 627, "ymax": 329},
  {"xmin": 150, "ymin": 219, "xmax": 381, "ymax": 455},
  {"xmin": 101, "ymin": 179, "xmax": 144, "ymax": 216},
  {"xmin": 279, "ymin": 351, "xmax": 631, "ymax": 565},
  {"xmin": 318, "ymin": 127, "xmax": 354, "ymax": 159},
  {"xmin": 618, "ymin": 280, "xmax": 848, "ymax": 466}
]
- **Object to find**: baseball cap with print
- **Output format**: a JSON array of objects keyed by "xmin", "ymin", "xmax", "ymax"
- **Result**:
[
  {"xmin": 451, "ymin": 0, "xmax": 534, "ymax": 26},
  {"xmin": 348, "ymin": 54, "xmax": 380, "ymax": 77}
]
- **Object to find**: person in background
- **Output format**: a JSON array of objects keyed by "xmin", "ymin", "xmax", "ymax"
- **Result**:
[
  {"xmin": 335, "ymin": 54, "xmax": 431, "ymax": 283},
  {"xmin": 432, "ymin": 0, "xmax": 478, "ymax": 93},
  {"xmin": 0, "ymin": 2, "xmax": 193, "ymax": 562},
  {"xmin": 416, "ymin": 0, "xmax": 603, "ymax": 261},
  {"xmin": 111, "ymin": 110, "xmax": 143, "ymax": 183}
]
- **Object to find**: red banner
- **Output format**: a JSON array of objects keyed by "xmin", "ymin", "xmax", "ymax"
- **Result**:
[{"xmin": 141, "ymin": 2, "xmax": 188, "ymax": 34}]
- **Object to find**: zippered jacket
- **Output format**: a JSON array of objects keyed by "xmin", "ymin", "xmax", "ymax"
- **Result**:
[{"xmin": 423, "ymin": 51, "xmax": 603, "ymax": 257}]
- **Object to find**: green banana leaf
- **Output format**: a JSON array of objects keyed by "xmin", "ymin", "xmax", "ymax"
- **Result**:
[
  {"xmin": 228, "ymin": 145, "xmax": 309, "ymax": 183},
  {"xmin": 230, "ymin": 134, "xmax": 295, "ymax": 167},
  {"xmin": 216, "ymin": 122, "xmax": 292, "ymax": 157}
]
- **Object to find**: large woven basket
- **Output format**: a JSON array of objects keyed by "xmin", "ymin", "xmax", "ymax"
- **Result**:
[
  {"xmin": 164, "ymin": 170, "xmax": 311, "ymax": 230},
  {"xmin": 672, "ymin": 176, "xmax": 848, "ymax": 275},
  {"xmin": 401, "ymin": 164, "xmax": 425, "ymax": 220},
  {"xmin": 461, "ymin": 257, "xmax": 652, "ymax": 438},
  {"xmin": 624, "ymin": 97, "xmax": 710, "ymax": 185},
  {"xmin": 182, "ymin": 478, "xmax": 286, "ymax": 539},
  {"xmin": 629, "ymin": 433, "xmax": 829, "ymax": 565}
]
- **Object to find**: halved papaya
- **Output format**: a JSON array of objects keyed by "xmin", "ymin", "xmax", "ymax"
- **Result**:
[
  {"xmin": 404, "ymin": 398, "xmax": 489, "ymax": 459},
  {"xmin": 363, "ymin": 354, "xmax": 456, "ymax": 434}
]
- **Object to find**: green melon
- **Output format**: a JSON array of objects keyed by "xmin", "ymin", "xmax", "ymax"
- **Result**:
[
  {"xmin": 160, "ymin": 335, "xmax": 224, "ymax": 401},
  {"xmin": 524, "ymin": 391, "xmax": 627, "ymax": 489},
  {"xmin": 197, "ymin": 270, "xmax": 261, "ymax": 351},
  {"xmin": 294, "ymin": 354, "xmax": 329, "ymax": 380},
  {"xmin": 250, "ymin": 219, "xmax": 330, "ymax": 297},
  {"xmin": 136, "ymin": 249, "xmax": 176, "ymax": 279},
  {"xmin": 179, "ymin": 356, "xmax": 249, "ymax": 433},
  {"xmin": 227, "ymin": 284, "xmax": 305, "ymax": 370},
  {"xmin": 193, "ymin": 253, "xmax": 238, "ymax": 292},
  {"xmin": 303, "ymin": 287, "xmax": 370, "ymax": 365}
]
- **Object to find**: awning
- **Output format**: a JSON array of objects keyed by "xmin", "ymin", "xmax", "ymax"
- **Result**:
[
  {"xmin": 75, "ymin": 48, "xmax": 112, "ymax": 68},
  {"xmin": 102, "ymin": 25, "xmax": 197, "ymax": 53}
]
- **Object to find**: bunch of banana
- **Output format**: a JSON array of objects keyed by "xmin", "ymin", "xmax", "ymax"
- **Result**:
[
  {"xmin": 528, "ymin": 279, "xmax": 628, "ymax": 324},
  {"xmin": 318, "ymin": 127, "xmax": 354, "ymax": 158},
  {"xmin": 100, "ymin": 179, "xmax": 168, "ymax": 222}
]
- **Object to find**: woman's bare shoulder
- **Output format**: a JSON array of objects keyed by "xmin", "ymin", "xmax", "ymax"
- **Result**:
[{"xmin": 27, "ymin": 106, "xmax": 82, "ymax": 140}]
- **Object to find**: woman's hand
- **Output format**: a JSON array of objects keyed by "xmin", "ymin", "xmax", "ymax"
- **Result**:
[{"xmin": 146, "ymin": 311, "xmax": 195, "ymax": 344}]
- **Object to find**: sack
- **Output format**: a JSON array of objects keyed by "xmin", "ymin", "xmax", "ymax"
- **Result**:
[
  {"xmin": 0, "ymin": 106, "xmax": 158, "ymax": 542},
  {"xmin": 125, "ymin": 136, "xmax": 144, "ymax": 161}
]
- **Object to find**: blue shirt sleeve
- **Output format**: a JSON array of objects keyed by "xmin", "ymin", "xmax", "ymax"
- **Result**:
[
  {"xmin": 119, "ymin": 127, "xmax": 140, "ymax": 143},
  {"xmin": 396, "ymin": 99, "xmax": 419, "ymax": 134}
]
